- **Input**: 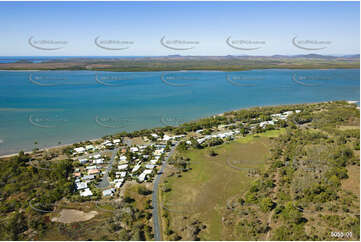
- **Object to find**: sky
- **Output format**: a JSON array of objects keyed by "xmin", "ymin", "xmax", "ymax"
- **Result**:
[{"xmin": 0, "ymin": 1, "xmax": 359, "ymax": 56}]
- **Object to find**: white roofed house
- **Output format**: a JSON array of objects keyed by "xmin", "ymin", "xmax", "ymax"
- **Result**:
[
  {"xmin": 154, "ymin": 148, "xmax": 164, "ymax": 156},
  {"xmin": 85, "ymin": 145, "xmax": 95, "ymax": 151},
  {"xmin": 138, "ymin": 173, "xmax": 146, "ymax": 183},
  {"xmin": 132, "ymin": 164, "xmax": 141, "ymax": 173},
  {"xmin": 138, "ymin": 169, "xmax": 153, "ymax": 182},
  {"xmin": 163, "ymin": 135, "xmax": 172, "ymax": 141},
  {"xmin": 113, "ymin": 139, "xmax": 121, "ymax": 144},
  {"xmin": 130, "ymin": 147, "xmax": 139, "ymax": 153},
  {"xmin": 119, "ymin": 155, "xmax": 127, "ymax": 162},
  {"xmin": 115, "ymin": 179, "xmax": 124, "ymax": 188},
  {"xmin": 94, "ymin": 158, "xmax": 104, "ymax": 164},
  {"xmin": 259, "ymin": 120, "xmax": 275, "ymax": 128},
  {"xmin": 145, "ymin": 164, "xmax": 155, "ymax": 169},
  {"xmin": 78, "ymin": 158, "xmax": 88, "ymax": 164},
  {"xmin": 283, "ymin": 111, "xmax": 293, "ymax": 116},
  {"xmin": 76, "ymin": 182, "xmax": 88, "ymax": 190},
  {"xmin": 150, "ymin": 159, "xmax": 158, "ymax": 165},
  {"xmin": 82, "ymin": 174, "xmax": 95, "ymax": 181},
  {"xmin": 86, "ymin": 165, "xmax": 97, "ymax": 170},
  {"xmin": 118, "ymin": 164, "xmax": 128, "ymax": 170},
  {"xmin": 119, "ymin": 171, "xmax": 127, "ymax": 178},
  {"xmin": 102, "ymin": 188, "xmax": 115, "ymax": 197},
  {"xmin": 80, "ymin": 188, "xmax": 93, "ymax": 197},
  {"xmin": 74, "ymin": 147, "xmax": 86, "ymax": 154},
  {"xmin": 92, "ymin": 154, "xmax": 101, "ymax": 159}
]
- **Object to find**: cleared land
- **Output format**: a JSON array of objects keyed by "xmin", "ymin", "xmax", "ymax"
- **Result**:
[{"xmin": 160, "ymin": 130, "xmax": 285, "ymax": 240}]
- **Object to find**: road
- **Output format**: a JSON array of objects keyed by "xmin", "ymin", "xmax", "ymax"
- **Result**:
[
  {"xmin": 152, "ymin": 142, "xmax": 178, "ymax": 241},
  {"xmin": 96, "ymin": 147, "xmax": 119, "ymax": 189}
]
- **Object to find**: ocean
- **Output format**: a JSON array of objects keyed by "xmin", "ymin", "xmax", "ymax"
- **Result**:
[{"xmin": 0, "ymin": 69, "xmax": 359, "ymax": 155}]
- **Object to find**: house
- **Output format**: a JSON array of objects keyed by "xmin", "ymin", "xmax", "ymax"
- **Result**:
[
  {"xmin": 88, "ymin": 169, "xmax": 100, "ymax": 175},
  {"xmin": 80, "ymin": 188, "xmax": 93, "ymax": 197},
  {"xmin": 74, "ymin": 147, "xmax": 86, "ymax": 154},
  {"xmin": 130, "ymin": 147, "xmax": 139, "ymax": 152},
  {"xmin": 92, "ymin": 154, "xmax": 101, "ymax": 159},
  {"xmin": 138, "ymin": 173, "xmax": 146, "ymax": 182},
  {"xmin": 132, "ymin": 164, "xmax": 141, "ymax": 173},
  {"xmin": 86, "ymin": 165, "xmax": 97, "ymax": 170},
  {"xmin": 119, "ymin": 171, "xmax": 127, "ymax": 177},
  {"xmin": 118, "ymin": 164, "xmax": 128, "ymax": 170},
  {"xmin": 86, "ymin": 145, "xmax": 95, "ymax": 150},
  {"xmin": 154, "ymin": 149, "xmax": 164, "ymax": 156},
  {"xmin": 114, "ymin": 179, "xmax": 124, "ymax": 188},
  {"xmin": 73, "ymin": 172, "xmax": 81, "ymax": 177},
  {"xmin": 78, "ymin": 158, "xmax": 88, "ymax": 164},
  {"xmin": 119, "ymin": 155, "xmax": 127, "ymax": 161},
  {"xmin": 138, "ymin": 169, "xmax": 153, "ymax": 182},
  {"xmin": 283, "ymin": 111, "xmax": 293, "ymax": 116},
  {"xmin": 113, "ymin": 139, "xmax": 121, "ymax": 144},
  {"xmin": 83, "ymin": 174, "xmax": 95, "ymax": 180},
  {"xmin": 259, "ymin": 120, "xmax": 275, "ymax": 128},
  {"xmin": 144, "ymin": 169, "xmax": 152, "ymax": 175},
  {"xmin": 150, "ymin": 159, "xmax": 157, "ymax": 165},
  {"xmin": 145, "ymin": 164, "xmax": 155, "ymax": 169},
  {"xmin": 197, "ymin": 138, "xmax": 206, "ymax": 144},
  {"xmin": 295, "ymin": 110, "xmax": 301, "ymax": 113},
  {"xmin": 163, "ymin": 135, "xmax": 172, "ymax": 141},
  {"xmin": 102, "ymin": 188, "xmax": 115, "ymax": 197},
  {"xmin": 151, "ymin": 133, "xmax": 158, "ymax": 138},
  {"xmin": 94, "ymin": 158, "xmax": 104, "ymax": 164},
  {"xmin": 76, "ymin": 182, "xmax": 88, "ymax": 190}
]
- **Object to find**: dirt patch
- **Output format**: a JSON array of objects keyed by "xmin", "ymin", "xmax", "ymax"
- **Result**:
[
  {"xmin": 342, "ymin": 165, "xmax": 360, "ymax": 198},
  {"xmin": 51, "ymin": 209, "xmax": 98, "ymax": 223}
]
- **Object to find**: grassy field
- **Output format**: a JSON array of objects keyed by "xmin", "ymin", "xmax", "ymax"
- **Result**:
[{"xmin": 160, "ymin": 129, "xmax": 285, "ymax": 240}]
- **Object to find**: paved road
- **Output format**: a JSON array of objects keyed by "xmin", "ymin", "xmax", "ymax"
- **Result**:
[
  {"xmin": 152, "ymin": 142, "xmax": 178, "ymax": 241},
  {"xmin": 96, "ymin": 148, "xmax": 119, "ymax": 189}
]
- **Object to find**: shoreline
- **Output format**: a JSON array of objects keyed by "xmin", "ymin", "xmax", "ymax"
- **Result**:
[
  {"xmin": 0, "ymin": 67, "xmax": 359, "ymax": 72},
  {"xmin": 1, "ymin": 99, "xmax": 359, "ymax": 159}
]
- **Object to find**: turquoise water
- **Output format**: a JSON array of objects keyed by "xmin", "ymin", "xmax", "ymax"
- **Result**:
[{"xmin": 0, "ymin": 69, "xmax": 359, "ymax": 155}]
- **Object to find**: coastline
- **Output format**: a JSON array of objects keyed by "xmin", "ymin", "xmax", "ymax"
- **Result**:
[{"xmin": 1, "ymin": 99, "xmax": 359, "ymax": 159}]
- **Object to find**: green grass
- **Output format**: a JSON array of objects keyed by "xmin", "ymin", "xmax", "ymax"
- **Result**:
[{"xmin": 161, "ymin": 129, "xmax": 284, "ymax": 240}]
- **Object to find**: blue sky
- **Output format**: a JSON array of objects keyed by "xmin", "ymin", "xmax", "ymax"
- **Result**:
[{"xmin": 0, "ymin": 1, "xmax": 359, "ymax": 56}]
